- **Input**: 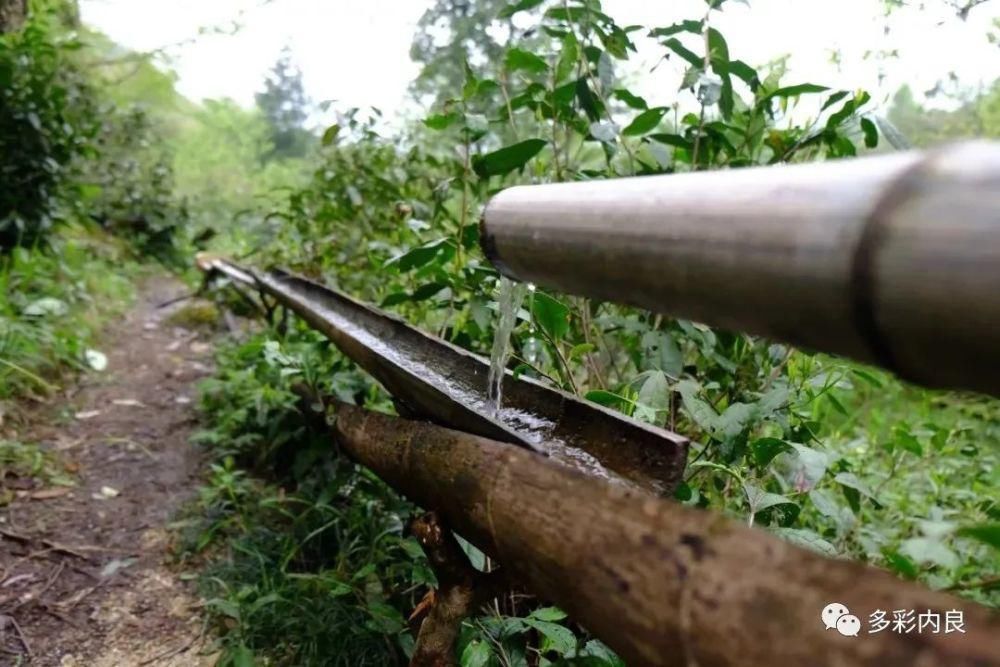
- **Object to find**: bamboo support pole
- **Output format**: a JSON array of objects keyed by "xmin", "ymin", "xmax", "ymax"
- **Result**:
[
  {"xmin": 480, "ymin": 141, "xmax": 1000, "ymax": 396},
  {"xmin": 332, "ymin": 402, "xmax": 1000, "ymax": 667}
]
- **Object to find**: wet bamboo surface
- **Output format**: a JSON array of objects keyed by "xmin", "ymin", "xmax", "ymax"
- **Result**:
[{"xmin": 198, "ymin": 258, "xmax": 688, "ymax": 494}]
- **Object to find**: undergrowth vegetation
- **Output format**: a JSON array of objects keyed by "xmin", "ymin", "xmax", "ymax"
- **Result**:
[
  {"xmin": 0, "ymin": 1, "xmax": 190, "ymax": 408},
  {"xmin": 181, "ymin": 1, "xmax": 1000, "ymax": 665},
  {"xmin": 0, "ymin": 224, "xmax": 138, "ymax": 401}
]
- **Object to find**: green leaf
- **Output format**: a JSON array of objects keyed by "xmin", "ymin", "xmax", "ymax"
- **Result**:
[
  {"xmin": 585, "ymin": 389, "xmax": 631, "ymax": 411},
  {"xmin": 751, "ymin": 437, "xmax": 792, "ymax": 468},
  {"xmin": 648, "ymin": 20, "xmax": 703, "ymax": 38},
  {"xmin": 826, "ymin": 91, "xmax": 871, "ymax": 129},
  {"xmin": 380, "ymin": 292, "xmax": 409, "ymax": 307},
  {"xmin": 662, "ymin": 37, "xmax": 702, "ymax": 68},
  {"xmin": 706, "ymin": 28, "xmax": 733, "ymax": 118},
  {"xmin": 498, "ymin": 0, "xmax": 545, "ymax": 19},
  {"xmin": 809, "ymin": 489, "xmax": 855, "ymax": 531},
  {"xmin": 755, "ymin": 385, "xmax": 789, "ymax": 416},
  {"xmin": 568, "ymin": 342, "xmax": 595, "ymax": 360},
  {"xmin": 613, "ymin": 88, "xmax": 648, "ymax": 109},
  {"xmin": 728, "ymin": 60, "xmax": 760, "ymax": 91},
  {"xmin": 410, "ymin": 282, "xmax": 449, "ymax": 302},
  {"xmin": 820, "ymin": 90, "xmax": 850, "ymax": 111},
  {"xmin": 882, "ymin": 549, "xmax": 919, "ymax": 579},
  {"xmin": 744, "ymin": 483, "xmax": 797, "ymax": 515},
  {"xmin": 505, "ymin": 47, "xmax": 548, "ymax": 74},
  {"xmin": 958, "ymin": 524, "xmax": 1000, "ymax": 550},
  {"xmin": 532, "ymin": 292, "xmax": 570, "ymax": 340},
  {"xmin": 648, "ymin": 133, "xmax": 692, "ymax": 150},
  {"xmin": 636, "ymin": 371, "xmax": 670, "ymax": 424},
  {"xmin": 851, "ymin": 368, "xmax": 884, "ymax": 388},
  {"xmin": 894, "ymin": 427, "xmax": 923, "ymax": 457},
  {"xmin": 900, "ymin": 537, "xmax": 959, "ymax": 569},
  {"xmin": 321, "ymin": 124, "xmax": 340, "ymax": 146},
  {"xmin": 555, "ymin": 33, "xmax": 579, "ymax": 82},
  {"xmin": 207, "ymin": 597, "xmax": 241, "ymax": 620},
  {"xmin": 772, "ymin": 527, "xmax": 838, "ymax": 557},
  {"xmin": 384, "ymin": 238, "xmax": 452, "ymax": 271},
  {"xmin": 641, "ymin": 331, "xmax": 682, "ymax": 376},
  {"xmin": 523, "ymin": 619, "xmax": 576, "ymax": 655},
  {"xmin": 576, "ymin": 78, "xmax": 603, "ymax": 121},
  {"xmin": 715, "ymin": 402, "xmax": 755, "ymax": 437},
  {"xmin": 622, "ymin": 107, "xmax": 667, "ymax": 135},
  {"xmin": 860, "ymin": 117, "xmax": 879, "ymax": 148},
  {"xmin": 529, "ymin": 606, "xmax": 568, "ymax": 622},
  {"xmin": 597, "ymin": 25, "xmax": 631, "ymax": 59},
  {"xmin": 472, "ymin": 139, "xmax": 547, "ymax": 178},
  {"xmin": 762, "ymin": 83, "xmax": 829, "ymax": 103},
  {"xmin": 833, "ymin": 472, "xmax": 875, "ymax": 500},
  {"xmin": 460, "ymin": 639, "xmax": 491, "ymax": 667},
  {"xmin": 675, "ymin": 379, "xmax": 718, "ymax": 434},
  {"xmin": 423, "ymin": 112, "xmax": 461, "ymax": 130},
  {"xmin": 227, "ymin": 645, "xmax": 256, "ymax": 667}
]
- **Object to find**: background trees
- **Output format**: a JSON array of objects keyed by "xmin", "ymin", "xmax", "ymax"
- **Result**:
[{"xmin": 255, "ymin": 47, "xmax": 314, "ymax": 161}]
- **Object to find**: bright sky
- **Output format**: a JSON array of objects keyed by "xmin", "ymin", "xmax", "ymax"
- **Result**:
[{"xmin": 80, "ymin": 0, "xmax": 999, "ymax": 120}]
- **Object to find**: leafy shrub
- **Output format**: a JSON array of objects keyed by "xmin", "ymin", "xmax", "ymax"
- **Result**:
[
  {"xmin": 188, "ymin": 329, "xmax": 424, "ymax": 665},
  {"xmin": 83, "ymin": 104, "xmax": 190, "ymax": 265},
  {"xmin": 0, "ymin": 224, "xmax": 136, "ymax": 399},
  {"xmin": 0, "ymin": 11, "xmax": 96, "ymax": 248}
]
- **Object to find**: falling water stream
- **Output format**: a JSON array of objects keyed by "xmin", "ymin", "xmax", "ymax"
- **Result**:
[{"xmin": 486, "ymin": 277, "xmax": 528, "ymax": 416}]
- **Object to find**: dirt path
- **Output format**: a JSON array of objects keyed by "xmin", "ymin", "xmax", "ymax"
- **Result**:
[{"xmin": 0, "ymin": 276, "xmax": 217, "ymax": 666}]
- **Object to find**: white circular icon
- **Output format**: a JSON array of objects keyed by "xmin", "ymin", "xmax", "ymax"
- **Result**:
[
  {"xmin": 836, "ymin": 614, "xmax": 861, "ymax": 637},
  {"xmin": 821, "ymin": 602, "xmax": 850, "ymax": 630}
]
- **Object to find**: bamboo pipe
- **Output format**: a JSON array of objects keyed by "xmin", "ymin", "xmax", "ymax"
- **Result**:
[
  {"xmin": 332, "ymin": 403, "xmax": 1000, "ymax": 667},
  {"xmin": 480, "ymin": 141, "xmax": 1000, "ymax": 396}
]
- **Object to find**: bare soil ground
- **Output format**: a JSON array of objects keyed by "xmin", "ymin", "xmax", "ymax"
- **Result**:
[{"xmin": 0, "ymin": 276, "xmax": 219, "ymax": 666}]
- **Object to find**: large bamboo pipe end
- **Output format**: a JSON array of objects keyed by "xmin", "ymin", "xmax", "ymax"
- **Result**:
[{"xmin": 480, "ymin": 141, "xmax": 1000, "ymax": 396}]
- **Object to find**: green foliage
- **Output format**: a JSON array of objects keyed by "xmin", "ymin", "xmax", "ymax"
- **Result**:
[
  {"xmin": 0, "ymin": 10, "xmax": 96, "ymax": 248},
  {"xmin": 887, "ymin": 80, "xmax": 1000, "ymax": 147},
  {"xmin": 0, "ymin": 9, "xmax": 192, "ymax": 262},
  {"xmin": 186, "ymin": 328, "xmax": 423, "ymax": 665},
  {"xmin": 0, "ymin": 439, "xmax": 74, "ymax": 497},
  {"xmin": 410, "ymin": 0, "xmax": 527, "ymax": 107},
  {"xmin": 83, "ymin": 104, "xmax": 190, "ymax": 264},
  {"xmin": 173, "ymin": 100, "xmax": 303, "ymax": 214},
  {"xmin": 0, "ymin": 223, "xmax": 137, "ymax": 400}
]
